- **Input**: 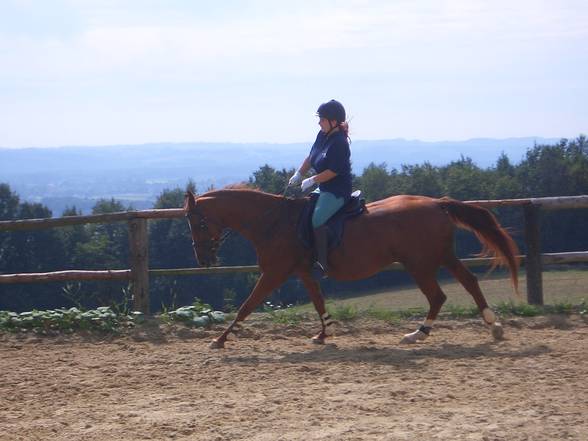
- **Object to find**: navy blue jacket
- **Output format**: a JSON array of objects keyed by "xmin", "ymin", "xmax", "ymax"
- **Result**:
[{"xmin": 309, "ymin": 130, "xmax": 352, "ymax": 199}]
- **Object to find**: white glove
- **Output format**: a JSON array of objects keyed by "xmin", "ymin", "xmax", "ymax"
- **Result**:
[
  {"xmin": 288, "ymin": 170, "xmax": 302, "ymax": 186},
  {"xmin": 301, "ymin": 176, "xmax": 316, "ymax": 192}
]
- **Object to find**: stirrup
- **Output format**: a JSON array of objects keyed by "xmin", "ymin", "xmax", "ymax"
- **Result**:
[{"xmin": 311, "ymin": 261, "xmax": 327, "ymax": 280}]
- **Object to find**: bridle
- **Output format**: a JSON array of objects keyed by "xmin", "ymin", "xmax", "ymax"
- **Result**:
[{"xmin": 185, "ymin": 205, "xmax": 230, "ymax": 257}]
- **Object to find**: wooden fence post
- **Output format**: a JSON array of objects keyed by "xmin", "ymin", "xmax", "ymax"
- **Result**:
[
  {"xmin": 128, "ymin": 218, "xmax": 150, "ymax": 314},
  {"xmin": 524, "ymin": 204, "xmax": 543, "ymax": 305}
]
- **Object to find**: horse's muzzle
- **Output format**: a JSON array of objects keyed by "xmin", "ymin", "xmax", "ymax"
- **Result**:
[{"xmin": 193, "ymin": 247, "xmax": 215, "ymax": 268}]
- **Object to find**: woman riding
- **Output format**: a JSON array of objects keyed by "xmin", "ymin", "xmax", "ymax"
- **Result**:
[{"xmin": 289, "ymin": 99, "xmax": 352, "ymax": 279}]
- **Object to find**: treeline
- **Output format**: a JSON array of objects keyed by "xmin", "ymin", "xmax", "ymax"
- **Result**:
[{"xmin": 1, "ymin": 136, "xmax": 587, "ymax": 312}]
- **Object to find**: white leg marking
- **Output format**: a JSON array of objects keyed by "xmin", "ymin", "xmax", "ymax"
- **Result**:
[
  {"xmin": 400, "ymin": 320, "xmax": 433, "ymax": 345},
  {"xmin": 482, "ymin": 308, "xmax": 504, "ymax": 340},
  {"xmin": 400, "ymin": 329, "xmax": 428, "ymax": 344},
  {"xmin": 482, "ymin": 308, "xmax": 496, "ymax": 325}
]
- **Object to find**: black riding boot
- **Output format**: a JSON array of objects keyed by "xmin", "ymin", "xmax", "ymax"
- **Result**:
[{"xmin": 312, "ymin": 225, "xmax": 329, "ymax": 280}]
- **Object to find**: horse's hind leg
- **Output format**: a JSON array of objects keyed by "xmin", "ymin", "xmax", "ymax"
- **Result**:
[
  {"xmin": 400, "ymin": 269, "xmax": 447, "ymax": 344},
  {"xmin": 444, "ymin": 257, "xmax": 504, "ymax": 340}
]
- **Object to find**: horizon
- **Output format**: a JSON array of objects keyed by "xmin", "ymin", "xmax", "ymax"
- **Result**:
[
  {"xmin": 0, "ymin": 135, "xmax": 569, "ymax": 151},
  {"xmin": 1, "ymin": 1, "xmax": 586, "ymax": 148}
]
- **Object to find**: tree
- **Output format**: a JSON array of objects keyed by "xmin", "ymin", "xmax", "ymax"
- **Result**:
[
  {"xmin": 490, "ymin": 153, "xmax": 523, "ymax": 199},
  {"xmin": 0, "ymin": 184, "xmax": 20, "ymax": 270},
  {"xmin": 77, "ymin": 198, "xmax": 131, "ymax": 269},
  {"xmin": 146, "ymin": 187, "xmax": 196, "ymax": 310},
  {"xmin": 399, "ymin": 162, "xmax": 443, "ymax": 197},
  {"xmin": 0, "ymin": 183, "xmax": 19, "ymax": 220},
  {"xmin": 149, "ymin": 187, "xmax": 193, "ymax": 269},
  {"xmin": 515, "ymin": 137, "xmax": 588, "ymax": 252},
  {"xmin": 249, "ymin": 164, "xmax": 294, "ymax": 194},
  {"xmin": 441, "ymin": 156, "xmax": 491, "ymax": 200},
  {"xmin": 59, "ymin": 206, "xmax": 90, "ymax": 270},
  {"xmin": 0, "ymin": 194, "xmax": 67, "ymax": 311},
  {"xmin": 357, "ymin": 162, "xmax": 392, "ymax": 202}
]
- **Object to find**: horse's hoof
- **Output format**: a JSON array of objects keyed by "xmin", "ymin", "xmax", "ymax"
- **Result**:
[
  {"xmin": 209, "ymin": 339, "xmax": 225, "ymax": 349},
  {"xmin": 491, "ymin": 322, "xmax": 504, "ymax": 340},
  {"xmin": 400, "ymin": 330, "xmax": 427, "ymax": 345},
  {"xmin": 311, "ymin": 335, "xmax": 325, "ymax": 345}
]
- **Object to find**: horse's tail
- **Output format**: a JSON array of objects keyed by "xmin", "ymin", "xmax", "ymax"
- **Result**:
[{"xmin": 439, "ymin": 197, "xmax": 520, "ymax": 292}]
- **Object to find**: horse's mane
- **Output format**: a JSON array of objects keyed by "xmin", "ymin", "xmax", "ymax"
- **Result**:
[
  {"xmin": 193, "ymin": 183, "xmax": 305, "ymax": 232},
  {"xmin": 205, "ymin": 183, "xmax": 284, "ymax": 199},
  {"xmin": 196, "ymin": 182, "xmax": 290, "ymax": 199}
]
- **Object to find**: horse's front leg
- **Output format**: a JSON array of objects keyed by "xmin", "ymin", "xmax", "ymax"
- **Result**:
[
  {"xmin": 299, "ymin": 273, "xmax": 334, "ymax": 344},
  {"xmin": 210, "ymin": 271, "xmax": 288, "ymax": 349}
]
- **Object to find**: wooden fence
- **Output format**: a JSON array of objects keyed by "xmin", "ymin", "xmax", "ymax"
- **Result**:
[{"xmin": 1, "ymin": 195, "xmax": 587, "ymax": 313}]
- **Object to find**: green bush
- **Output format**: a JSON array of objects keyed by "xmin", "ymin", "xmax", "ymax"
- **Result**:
[
  {"xmin": 160, "ymin": 298, "xmax": 226, "ymax": 328},
  {"xmin": 0, "ymin": 306, "xmax": 144, "ymax": 334}
]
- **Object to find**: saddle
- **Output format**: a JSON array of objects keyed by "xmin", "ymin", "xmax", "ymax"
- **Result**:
[{"xmin": 297, "ymin": 190, "xmax": 366, "ymax": 250}]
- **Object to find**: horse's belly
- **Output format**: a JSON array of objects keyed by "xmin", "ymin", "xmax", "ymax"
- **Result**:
[{"xmin": 329, "ymin": 234, "xmax": 398, "ymax": 281}]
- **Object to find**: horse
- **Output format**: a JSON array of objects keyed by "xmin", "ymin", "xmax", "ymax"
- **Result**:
[{"xmin": 183, "ymin": 187, "xmax": 519, "ymax": 349}]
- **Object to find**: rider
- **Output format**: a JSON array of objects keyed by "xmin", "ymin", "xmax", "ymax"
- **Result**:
[{"xmin": 289, "ymin": 99, "xmax": 352, "ymax": 279}]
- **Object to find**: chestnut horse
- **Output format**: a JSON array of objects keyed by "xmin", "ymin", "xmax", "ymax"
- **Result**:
[{"xmin": 184, "ymin": 188, "xmax": 519, "ymax": 349}]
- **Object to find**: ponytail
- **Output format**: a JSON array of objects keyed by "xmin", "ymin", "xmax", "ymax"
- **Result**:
[{"xmin": 339, "ymin": 121, "xmax": 350, "ymax": 140}]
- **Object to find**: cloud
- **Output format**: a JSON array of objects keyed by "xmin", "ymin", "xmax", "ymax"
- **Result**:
[
  {"xmin": 2, "ymin": 0, "xmax": 587, "ymax": 84},
  {"xmin": 0, "ymin": 0, "xmax": 586, "ymax": 146}
]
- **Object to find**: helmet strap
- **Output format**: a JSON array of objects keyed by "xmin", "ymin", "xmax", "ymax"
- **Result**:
[{"xmin": 326, "ymin": 120, "xmax": 339, "ymax": 137}]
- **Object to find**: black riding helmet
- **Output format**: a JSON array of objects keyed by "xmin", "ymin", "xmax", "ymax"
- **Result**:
[{"xmin": 316, "ymin": 99, "xmax": 346, "ymax": 123}]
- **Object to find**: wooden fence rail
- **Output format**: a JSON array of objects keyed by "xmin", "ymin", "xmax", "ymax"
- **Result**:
[
  {"xmin": 2, "ymin": 252, "xmax": 586, "ymax": 284},
  {"xmin": 1, "ymin": 195, "xmax": 587, "ymax": 313}
]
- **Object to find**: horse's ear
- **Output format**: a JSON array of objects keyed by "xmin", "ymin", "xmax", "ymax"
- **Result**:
[{"xmin": 184, "ymin": 191, "xmax": 196, "ymax": 211}]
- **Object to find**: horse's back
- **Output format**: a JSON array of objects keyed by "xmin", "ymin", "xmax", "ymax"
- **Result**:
[
  {"xmin": 366, "ymin": 194, "xmax": 439, "ymax": 213},
  {"xmin": 359, "ymin": 195, "xmax": 448, "ymax": 228}
]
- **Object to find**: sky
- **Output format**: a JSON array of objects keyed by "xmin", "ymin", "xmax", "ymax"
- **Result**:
[{"xmin": 0, "ymin": 0, "xmax": 587, "ymax": 148}]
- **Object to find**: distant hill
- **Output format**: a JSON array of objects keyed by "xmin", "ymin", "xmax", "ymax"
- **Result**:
[{"xmin": 0, "ymin": 137, "xmax": 560, "ymax": 215}]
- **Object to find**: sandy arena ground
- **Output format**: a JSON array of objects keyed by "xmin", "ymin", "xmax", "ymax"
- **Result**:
[{"xmin": 1, "ymin": 315, "xmax": 587, "ymax": 441}]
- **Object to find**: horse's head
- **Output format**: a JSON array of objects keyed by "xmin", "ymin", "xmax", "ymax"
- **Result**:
[{"xmin": 183, "ymin": 191, "xmax": 226, "ymax": 267}]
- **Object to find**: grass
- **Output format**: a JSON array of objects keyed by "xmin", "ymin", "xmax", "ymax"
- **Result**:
[
  {"xmin": 4, "ymin": 270, "xmax": 585, "ymax": 334},
  {"xmin": 266, "ymin": 308, "xmax": 308, "ymax": 325},
  {"xmin": 330, "ymin": 304, "xmax": 359, "ymax": 321},
  {"xmin": 324, "ymin": 268, "xmax": 588, "ymax": 311},
  {"xmin": 262, "ymin": 299, "xmax": 586, "ymax": 326},
  {"xmin": 262, "ymin": 268, "xmax": 588, "ymax": 325}
]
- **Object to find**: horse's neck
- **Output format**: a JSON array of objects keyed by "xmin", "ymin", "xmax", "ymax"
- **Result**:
[{"xmin": 211, "ymin": 190, "xmax": 299, "ymax": 243}]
